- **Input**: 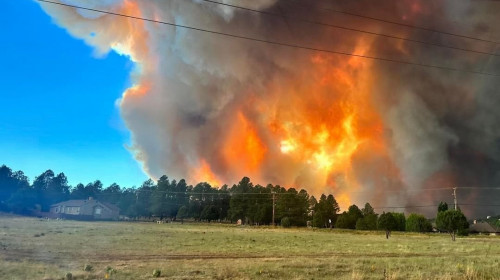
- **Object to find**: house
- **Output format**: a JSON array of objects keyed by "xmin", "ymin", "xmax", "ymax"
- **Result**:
[
  {"xmin": 469, "ymin": 220, "xmax": 499, "ymax": 236},
  {"xmin": 50, "ymin": 198, "xmax": 119, "ymax": 220}
]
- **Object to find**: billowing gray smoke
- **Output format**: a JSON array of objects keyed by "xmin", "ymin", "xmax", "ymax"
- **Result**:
[{"xmin": 39, "ymin": 0, "xmax": 500, "ymax": 216}]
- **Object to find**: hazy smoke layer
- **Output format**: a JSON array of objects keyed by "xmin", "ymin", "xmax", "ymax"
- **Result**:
[{"xmin": 40, "ymin": 0, "xmax": 500, "ymax": 216}]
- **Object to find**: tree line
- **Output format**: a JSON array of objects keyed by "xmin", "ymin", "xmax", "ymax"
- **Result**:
[{"xmin": 0, "ymin": 164, "xmax": 469, "ymax": 240}]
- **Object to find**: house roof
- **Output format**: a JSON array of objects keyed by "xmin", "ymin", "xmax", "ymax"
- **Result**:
[
  {"xmin": 51, "ymin": 200, "xmax": 89, "ymax": 207},
  {"xmin": 51, "ymin": 199, "xmax": 119, "ymax": 212},
  {"xmin": 102, "ymin": 202, "xmax": 120, "ymax": 212},
  {"xmin": 470, "ymin": 222, "xmax": 499, "ymax": 233}
]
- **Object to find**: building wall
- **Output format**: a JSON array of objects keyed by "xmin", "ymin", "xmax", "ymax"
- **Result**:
[
  {"xmin": 50, "ymin": 205, "xmax": 80, "ymax": 215},
  {"xmin": 94, "ymin": 205, "xmax": 119, "ymax": 219},
  {"xmin": 50, "ymin": 200, "xmax": 119, "ymax": 220},
  {"xmin": 80, "ymin": 202, "xmax": 119, "ymax": 219}
]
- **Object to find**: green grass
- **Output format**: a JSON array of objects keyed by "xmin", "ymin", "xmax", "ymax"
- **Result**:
[{"xmin": 0, "ymin": 215, "xmax": 498, "ymax": 279}]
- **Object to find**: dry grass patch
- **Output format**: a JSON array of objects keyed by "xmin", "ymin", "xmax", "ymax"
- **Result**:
[{"xmin": 0, "ymin": 215, "xmax": 498, "ymax": 279}]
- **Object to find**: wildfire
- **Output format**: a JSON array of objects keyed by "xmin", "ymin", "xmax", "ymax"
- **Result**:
[
  {"xmin": 191, "ymin": 36, "xmax": 387, "ymax": 208},
  {"xmin": 280, "ymin": 139, "xmax": 297, "ymax": 154},
  {"xmin": 191, "ymin": 160, "xmax": 222, "ymax": 187},
  {"xmin": 222, "ymin": 111, "xmax": 267, "ymax": 175},
  {"xmin": 40, "ymin": 0, "xmax": 402, "ymax": 209}
]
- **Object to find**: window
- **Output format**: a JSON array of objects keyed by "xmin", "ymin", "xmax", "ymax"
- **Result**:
[{"xmin": 94, "ymin": 207, "xmax": 102, "ymax": 215}]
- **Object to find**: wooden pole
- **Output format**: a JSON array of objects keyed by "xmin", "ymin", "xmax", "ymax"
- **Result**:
[{"xmin": 272, "ymin": 192, "xmax": 275, "ymax": 226}]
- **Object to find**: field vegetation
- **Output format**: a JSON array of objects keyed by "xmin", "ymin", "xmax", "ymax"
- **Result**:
[{"xmin": 0, "ymin": 215, "xmax": 498, "ymax": 279}]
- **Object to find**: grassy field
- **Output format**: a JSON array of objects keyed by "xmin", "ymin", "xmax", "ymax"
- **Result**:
[{"xmin": 0, "ymin": 215, "xmax": 499, "ymax": 280}]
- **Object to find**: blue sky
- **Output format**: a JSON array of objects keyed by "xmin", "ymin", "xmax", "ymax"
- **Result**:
[{"xmin": 0, "ymin": 0, "xmax": 148, "ymax": 188}]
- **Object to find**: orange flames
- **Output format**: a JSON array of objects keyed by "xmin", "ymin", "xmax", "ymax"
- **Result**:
[
  {"xmin": 188, "ymin": 35, "xmax": 391, "ymax": 208},
  {"xmin": 253, "ymin": 39, "xmax": 388, "ymax": 206},
  {"xmin": 89, "ymin": 1, "xmax": 397, "ymax": 208},
  {"xmin": 223, "ymin": 111, "xmax": 267, "ymax": 174},
  {"xmin": 191, "ymin": 159, "xmax": 222, "ymax": 187}
]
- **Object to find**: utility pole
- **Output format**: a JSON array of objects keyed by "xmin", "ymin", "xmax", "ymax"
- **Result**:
[
  {"xmin": 452, "ymin": 187, "xmax": 457, "ymax": 210},
  {"xmin": 272, "ymin": 192, "xmax": 275, "ymax": 226}
]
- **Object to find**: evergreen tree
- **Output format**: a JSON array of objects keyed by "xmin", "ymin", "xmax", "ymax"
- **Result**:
[
  {"xmin": 0, "ymin": 165, "xmax": 29, "ymax": 206},
  {"xmin": 326, "ymin": 195, "xmax": 340, "ymax": 226},
  {"xmin": 176, "ymin": 205, "xmax": 188, "ymax": 224},
  {"xmin": 313, "ymin": 194, "xmax": 339, "ymax": 228},
  {"xmin": 336, "ymin": 204, "xmax": 362, "ymax": 229},
  {"xmin": 335, "ymin": 212, "xmax": 351, "ymax": 229},
  {"xmin": 313, "ymin": 194, "xmax": 328, "ymax": 228},
  {"xmin": 438, "ymin": 202, "xmax": 449, "ymax": 213},
  {"xmin": 32, "ymin": 170, "xmax": 55, "ymax": 211},
  {"xmin": 215, "ymin": 184, "xmax": 231, "ymax": 222},
  {"xmin": 228, "ymin": 177, "xmax": 253, "ymax": 224},
  {"xmin": 151, "ymin": 176, "xmax": 170, "ymax": 219},
  {"xmin": 70, "ymin": 183, "xmax": 86, "ymax": 199},
  {"xmin": 84, "ymin": 180, "xmax": 103, "ymax": 199},
  {"xmin": 100, "ymin": 183, "xmax": 121, "ymax": 205},
  {"xmin": 436, "ymin": 209, "xmax": 469, "ymax": 241},
  {"xmin": 378, "ymin": 212, "xmax": 398, "ymax": 239},
  {"xmin": 117, "ymin": 188, "xmax": 137, "ymax": 217},
  {"xmin": 135, "ymin": 179, "xmax": 155, "ymax": 218},
  {"xmin": 200, "ymin": 205, "xmax": 219, "ymax": 222},
  {"xmin": 362, "ymin": 203, "xmax": 375, "ymax": 216}
]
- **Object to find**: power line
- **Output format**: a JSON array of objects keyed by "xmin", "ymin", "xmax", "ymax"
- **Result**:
[
  {"xmin": 200, "ymin": 0, "xmax": 500, "ymax": 57},
  {"xmin": 36, "ymin": 0, "xmax": 500, "ymax": 77},
  {"xmin": 346, "ymin": 187, "xmax": 451, "ymax": 194},
  {"xmin": 129, "ymin": 186, "xmax": 500, "ymax": 195},
  {"xmin": 459, "ymin": 204, "xmax": 500, "ymax": 206},
  {"xmin": 456, "ymin": 187, "xmax": 500, "ymax": 190},
  {"xmin": 291, "ymin": 0, "xmax": 500, "ymax": 45},
  {"xmin": 135, "ymin": 190, "xmax": 296, "ymax": 196},
  {"xmin": 374, "ymin": 205, "xmax": 442, "ymax": 209},
  {"xmin": 373, "ymin": 204, "xmax": 500, "ymax": 209}
]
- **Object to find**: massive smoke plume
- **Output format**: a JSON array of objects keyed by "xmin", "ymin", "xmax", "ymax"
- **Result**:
[{"xmin": 39, "ymin": 0, "xmax": 500, "ymax": 216}]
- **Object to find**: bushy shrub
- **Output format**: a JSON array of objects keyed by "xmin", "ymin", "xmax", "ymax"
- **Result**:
[
  {"xmin": 83, "ymin": 264, "xmax": 93, "ymax": 272},
  {"xmin": 153, "ymin": 269, "xmax": 161, "ymax": 277},
  {"xmin": 335, "ymin": 213, "xmax": 353, "ymax": 229},
  {"xmin": 312, "ymin": 211, "xmax": 325, "ymax": 228},
  {"xmin": 65, "ymin": 272, "xmax": 72, "ymax": 280},
  {"xmin": 106, "ymin": 266, "xmax": 117, "ymax": 275},
  {"xmin": 392, "ymin": 213, "xmax": 406, "ymax": 231},
  {"xmin": 355, "ymin": 214, "xmax": 378, "ymax": 230},
  {"xmin": 406, "ymin": 213, "xmax": 432, "ymax": 232},
  {"xmin": 458, "ymin": 228, "xmax": 469, "ymax": 236},
  {"xmin": 378, "ymin": 212, "xmax": 398, "ymax": 239},
  {"xmin": 281, "ymin": 217, "xmax": 291, "ymax": 228}
]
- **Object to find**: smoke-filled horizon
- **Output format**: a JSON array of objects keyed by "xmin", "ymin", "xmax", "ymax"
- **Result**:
[{"xmin": 39, "ymin": 0, "xmax": 500, "ymax": 216}]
